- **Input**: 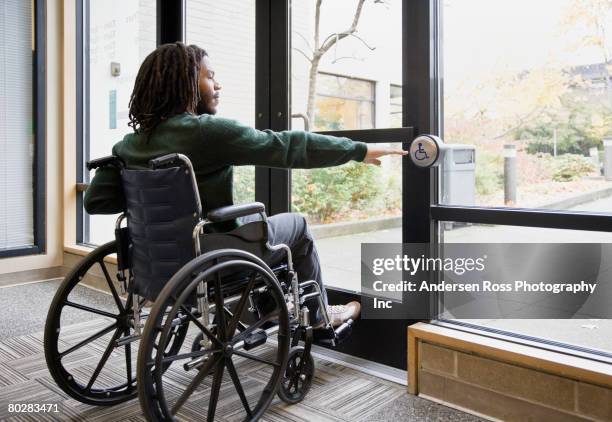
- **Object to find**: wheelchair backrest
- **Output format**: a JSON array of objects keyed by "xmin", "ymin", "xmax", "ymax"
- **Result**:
[{"xmin": 121, "ymin": 164, "xmax": 200, "ymax": 301}]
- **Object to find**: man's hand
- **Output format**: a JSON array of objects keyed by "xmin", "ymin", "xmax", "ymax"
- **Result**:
[{"xmin": 363, "ymin": 145, "xmax": 408, "ymax": 165}]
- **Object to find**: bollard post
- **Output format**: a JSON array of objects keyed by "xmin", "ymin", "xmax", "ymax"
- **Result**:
[
  {"xmin": 604, "ymin": 139, "xmax": 612, "ymax": 181},
  {"xmin": 589, "ymin": 147, "xmax": 600, "ymax": 169},
  {"xmin": 504, "ymin": 144, "xmax": 517, "ymax": 206}
]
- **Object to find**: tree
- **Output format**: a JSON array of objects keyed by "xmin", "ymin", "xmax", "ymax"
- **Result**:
[
  {"xmin": 563, "ymin": 0, "xmax": 612, "ymax": 103},
  {"xmin": 294, "ymin": 0, "xmax": 384, "ymax": 125}
]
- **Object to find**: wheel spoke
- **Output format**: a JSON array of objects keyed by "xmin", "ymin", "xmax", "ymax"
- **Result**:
[
  {"xmin": 147, "ymin": 348, "xmax": 221, "ymax": 367},
  {"xmin": 86, "ymin": 328, "xmax": 123, "ymax": 391},
  {"xmin": 179, "ymin": 305, "xmax": 223, "ymax": 348},
  {"xmin": 233, "ymin": 349, "xmax": 280, "ymax": 367},
  {"xmin": 59, "ymin": 323, "xmax": 117, "ymax": 358},
  {"xmin": 226, "ymin": 357, "xmax": 252, "ymax": 417},
  {"xmin": 171, "ymin": 354, "xmax": 221, "ymax": 415},
  {"xmin": 98, "ymin": 261, "xmax": 125, "ymax": 313},
  {"xmin": 223, "ymin": 307, "xmax": 249, "ymax": 333},
  {"xmin": 231, "ymin": 309, "xmax": 280, "ymax": 345},
  {"xmin": 226, "ymin": 275, "xmax": 256, "ymax": 337},
  {"xmin": 207, "ymin": 359, "xmax": 225, "ymax": 422},
  {"xmin": 213, "ymin": 270, "xmax": 226, "ymax": 342},
  {"xmin": 124, "ymin": 328, "xmax": 133, "ymax": 390},
  {"xmin": 63, "ymin": 300, "xmax": 119, "ymax": 319}
]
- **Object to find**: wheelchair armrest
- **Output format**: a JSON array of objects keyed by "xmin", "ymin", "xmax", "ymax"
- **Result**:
[
  {"xmin": 86, "ymin": 155, "xmax": 124, "ymax": 171},
  {"xmin": 207, "ymin": 202, "xmax": 266, "ymax": 223}
]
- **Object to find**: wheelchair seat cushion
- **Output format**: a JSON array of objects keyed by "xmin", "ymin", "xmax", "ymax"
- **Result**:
[
  {"xmin": 200, "ymin": 220, "xmax": 269, "ymax": 257},
  {"xmin": 122, "ymin": 166, "xmax": 200, "ymax": 301}
]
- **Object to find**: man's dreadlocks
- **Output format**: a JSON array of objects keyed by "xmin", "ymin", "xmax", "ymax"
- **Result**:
[{"xmin": 128, "ymin": 42, "xmax": 207, "ymax": 135}]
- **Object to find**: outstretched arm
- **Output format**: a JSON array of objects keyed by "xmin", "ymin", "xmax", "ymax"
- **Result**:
[{"xmin": 199, "ymin": 116, "xmax": 406, "ymax": 168}]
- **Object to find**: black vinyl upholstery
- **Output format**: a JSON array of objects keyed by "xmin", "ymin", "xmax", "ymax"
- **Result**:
[
  {"xmin": 201, "ymin": 220, "xmax": 268, "ymax": 259},
  {"xmin": 207, "ymin": 202, "xmax": 265, "ymax": 222},
  {"xmin": 121, "ymin": 166, "xmax": 200, "ymax": 301},
  {"xmin": 120, "ymin": 164, "xmax": 273, "ymax": 302}
]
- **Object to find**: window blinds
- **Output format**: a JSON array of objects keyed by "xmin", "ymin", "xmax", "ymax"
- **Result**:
[{"xmin": 0, "ymin": 0, "xmax": 35, "ymax": 250}]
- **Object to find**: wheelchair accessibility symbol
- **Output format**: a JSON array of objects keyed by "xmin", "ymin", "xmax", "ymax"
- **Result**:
[
  {"xmin": 414, "ymin": 142, "xmax": 430, "ymax": 161},
  {"xmin": 409, "ymin": 134, "xmax": 443, "ymax": 168}
]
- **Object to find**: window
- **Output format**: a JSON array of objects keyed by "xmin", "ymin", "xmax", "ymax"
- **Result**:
[
  {"xmin": 442, "ymin": 0, "xmax": 612, "ymax": 210},
  {"xmin": 439, "ymin": 0, "xmax": 612, "ymax": 358},
  {"xmin": 314, "ymin": 73, "xmax": 375, "ymax": 131},
  {"xmin": 390, "ymin": 84, "xmax": 402, "ymax": 128},
  {"xmin": 80, "ymin": 0, "xmax": 157, "ymax": 245},
  {"xmin": 0, "ymin": 0, "xmax": 44, "ymax": 256},
  {"xmin": 186, "ymin": 0, "xmax": 256, "ymax": 205}
]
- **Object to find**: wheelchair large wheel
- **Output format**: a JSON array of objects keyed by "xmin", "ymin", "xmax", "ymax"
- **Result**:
[
  {"xmin": 44, "ymin": 241, "xmax": 189, "ymax": 406},
  {"xmin": 138, "ymin": 249, "xmax": 290, "ymax": 422}
]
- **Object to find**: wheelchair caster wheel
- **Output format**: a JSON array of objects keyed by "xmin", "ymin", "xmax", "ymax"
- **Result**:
[{"xmin": 278, "ymin": 346, "xmax": 314, "ymax": 404}]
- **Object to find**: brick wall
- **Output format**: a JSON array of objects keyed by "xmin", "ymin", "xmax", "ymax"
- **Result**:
[{"xmin": 418, "ymin": 341, "xmax": 612, "ymax": 422}]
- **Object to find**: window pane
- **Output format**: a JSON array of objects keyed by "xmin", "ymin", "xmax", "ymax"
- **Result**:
[
  {"xmin": 390, "ymin": 84, "xmax": 402, "ymax": 128},
  {"xmin": 186, "ymin": 0, "xmax": 256, "ymax": 204},
  {"xmin": 0, "ymin": 0, "xmax": 34, "ymax": 250},
  {"xmin": 85, "ymin": 0, "xmax": 157, "ymax": 245},
  {"xmin": 317, "ymin": 73, "xmax": 374, "ymax": 100},
  {"xmin": 290, "ymin": 0, "xmax": 403, "ymax": 291},
  {"xmin": 442, "ymin": 0, "xmax": 612, "ymax": 211},
  {"xmin": 314, "ymin": 96, "xmax": 374, "ymax": 131},
  {"xmin": 442, "ymin": 221, "xmax": 612, "ymax": 354}
]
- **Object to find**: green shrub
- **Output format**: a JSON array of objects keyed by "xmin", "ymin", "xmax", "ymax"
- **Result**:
[
  {"xmin": 292, "ymin": 163, "xmax": 383, "ymax": 223},
  {"xmin": 233, "ymin": 166, "xmax": 255, "ymax": 204},
  {"xmin": 475, "ymin": 153, "xmax": 503, "ymax": 195},
  {"xmin": 552, "ymin": 154, "xmax": 595, "ymax": 182}
]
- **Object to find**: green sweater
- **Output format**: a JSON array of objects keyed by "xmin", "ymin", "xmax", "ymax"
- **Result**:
[{"xmin": 84, "ymin": 112, "xmax": 368, "ymax": 216}]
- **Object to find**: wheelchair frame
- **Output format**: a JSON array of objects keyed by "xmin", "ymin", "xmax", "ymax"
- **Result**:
[{"xmin": 45, "ymin": 152, "xmax": 353, "ymax": 421}]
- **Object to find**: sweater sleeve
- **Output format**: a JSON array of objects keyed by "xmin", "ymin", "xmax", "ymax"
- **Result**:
[
  {"xmin": 83, "ymin": 148, "xmax": 126, "ymax": 215},
  {"xmin": 199, "ymin": 116, "xmax": 368, "ymax": 169}
]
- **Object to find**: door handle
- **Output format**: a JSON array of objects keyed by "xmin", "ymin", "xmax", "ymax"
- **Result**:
[{"xmin": 291, "ymin": 113, "xmax": 310, "ymax": 132}]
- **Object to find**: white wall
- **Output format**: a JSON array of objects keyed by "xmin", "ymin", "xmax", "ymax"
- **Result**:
[{"xmin": 186, "ymin": 0, "xmax": 256, "ymax": 126}]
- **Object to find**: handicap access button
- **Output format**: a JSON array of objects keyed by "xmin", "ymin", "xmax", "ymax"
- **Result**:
[{"xmin": 409, "ymin": 135, "xmax": 443, "ymax": 168}]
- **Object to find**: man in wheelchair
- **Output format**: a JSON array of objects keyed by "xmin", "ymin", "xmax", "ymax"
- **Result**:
[
  {"xmin": 66, "ymin": 42, "xmax": 408, "ymax": 419},
  {"xmin": 84, "ymin": 42, "xmax": 405, "ymax": 330}
]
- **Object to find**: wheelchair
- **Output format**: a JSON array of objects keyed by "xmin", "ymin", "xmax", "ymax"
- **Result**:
[{"xmin": 44, "ymin": 153, "xmax": 354, "ymax": 421}]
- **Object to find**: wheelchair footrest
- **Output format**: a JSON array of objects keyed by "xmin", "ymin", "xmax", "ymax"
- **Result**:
[
  {"xmin": 243, "ymin": 328, "xmax": 267, "ymax": 351},
  {"xmin": 312, "ymin": 319, "xmax": 353, "ymax": 347}
]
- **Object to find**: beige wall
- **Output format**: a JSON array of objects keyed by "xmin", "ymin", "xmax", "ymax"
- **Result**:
[{"xmin": 0, "ymin": 0, "xmax": 73, "ymax": 275}]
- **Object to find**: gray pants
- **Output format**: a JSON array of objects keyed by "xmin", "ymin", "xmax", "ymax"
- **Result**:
[{"xmin": 239, "ymin": 212, "xmax": 328, "ymax": 324}]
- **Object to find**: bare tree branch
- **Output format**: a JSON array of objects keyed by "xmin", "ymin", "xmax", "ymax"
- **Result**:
[
  {"xmin": 306, "ymin": 0, "xmax": 376, "ymax": 124},
  {"xmin": 293, "ymin": 47, "xmax": 313, "ymax": 63},
  {"xmin": 348, "ymin": 32, "xmax": 376, "ymax": 50},
  {"xmin": 319, "ymin": 0, "xmax": 367, "ymax": 53},
  {"xmin": 331, "ymin": 56, "xmax": 365, "ymax": 64},
  {"xmin": 294, "ymin": 31, "xmax": 314, "ymax": 53}
]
